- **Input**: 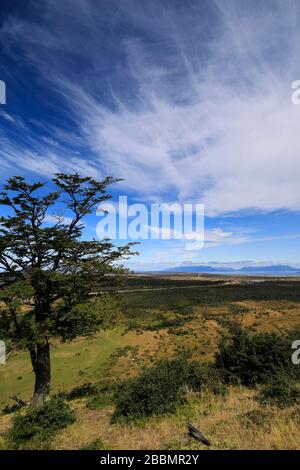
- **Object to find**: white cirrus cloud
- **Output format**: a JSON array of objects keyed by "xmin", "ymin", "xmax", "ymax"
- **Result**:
[{"xmin": 1, "ymin": 0, "xmax": 300, "ymax": 216}]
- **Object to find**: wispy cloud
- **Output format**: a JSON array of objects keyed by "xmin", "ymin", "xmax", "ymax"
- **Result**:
[
  {"xmin": 144, "ymin": 224, "xmax": 247, "ymax": 248},
  {"xmin": 1, "ymin": 0, "xmax": 300, "ymax": 217}
]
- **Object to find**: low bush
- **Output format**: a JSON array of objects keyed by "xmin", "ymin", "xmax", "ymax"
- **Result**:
[
  {"xmin": 8, "ymin": 397, "xmax": 76, "ymax": 445},
  {"xmin": 112, "ymin": 359, "xmax": 187, "ymax": 421},
  {"xmin": 215, "ymin": 326, "xmax": 298, "ymax": 386},
  {"xmin": 167, "ymin": 327, "xmax": 190, "ymax": 336},
  {"xmin": 112, "ymin": 358, "xmax": 225, "ymax": 421},
  {"xmin": 64, "ymin": 382, "xmax": 98, "ymax": 401},
  {"xmin": 186, "ymin": 362, "xmax": 227, "ymax": 396},
  {"xmin": 81, "ymin": 438, "xmax": 105, "ymax": 450},
  {"xmin": 259, "ymin": 376, "xmax": 299, "ymax": 408},
  {"xmin": 86, "ymin": 393, "xmax": 112, "ymax": 410}
]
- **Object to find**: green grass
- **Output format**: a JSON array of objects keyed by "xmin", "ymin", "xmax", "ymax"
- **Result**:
[
  {"xmin": 2, "ymin": 280, "xmax": 300, "ymax": 407},
  {"xmin": 0, "ymin": 328, "xmax": 126, "ymax": 405},
  {"xmin": 2, "ymin": 278, "xmax": 300, "ymax": 449}
]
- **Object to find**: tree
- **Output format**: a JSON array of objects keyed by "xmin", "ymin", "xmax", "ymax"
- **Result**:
[{"xmin": 0, "ymin": 174, "xmax": 136, "ymax": 406}]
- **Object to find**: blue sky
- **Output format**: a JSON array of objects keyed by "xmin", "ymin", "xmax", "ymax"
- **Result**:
[{"xmin": 1, "ymin": 0, "xmax": 300, "ymax": 271}]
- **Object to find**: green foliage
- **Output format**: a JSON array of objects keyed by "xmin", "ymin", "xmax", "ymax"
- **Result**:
[
  {"xmin": 63, "ymin": 383, "xmax": 99, "ymax": 401},
  {"xmin": 60, "ymin": 381, "xmax": 116, "ymax": 407},
  {"xmin": 8, "ymin": 398, "xmax": 76, "ymax": 445},
  {"xmin": 0, "ymin": 173, "xmax": 136, "ymax": 402},
  {"xmin": 0, "ymin": 280, "xmax": 36, "ymax": 349},
  {"xmin": 259, "ymin": 376, "xmax": 300, "ymax": 408},
  {"xmin": 86, "ymin": 393, "xmax": 112, "ymax": 410},
  {"xmin": 56, "ymin": 295, "xmax": 119, "ymax": 341},
  {"xmin": 215, "ymin": 326, "xmax": 298, "ymax": 386},
  {"xmin": 186, "ymin": 362, "xmax": 227, "ymax": 396},
  {"xmin": 112, "ymin": 358, "xmax": 225, "ymax": 421},
  {"xmin": 112, "ymin": 359, "xmax": 187, "ymax": 421},
  {"xmin": 167, "ymin": 327, "xmax": 190, "ymax": 336},
  {"xmin": 81, "ymin": 438, "xmax": 109, "ymax": 450},
  {"xmin": 240, "ymin": 409, "xmax": 273, "ymax": 426},
  {"xmin": 228, "ymin": 303, "xmax": 249, "ymax": 316},
  {"xmin": 122, "ymin": 283, "xmax": 300, "ymax": 318}
]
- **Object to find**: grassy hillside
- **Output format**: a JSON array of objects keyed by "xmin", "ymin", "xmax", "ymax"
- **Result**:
[{"xmin": 1, "ymin": 276, "xmax": 300, "ymax": 450}]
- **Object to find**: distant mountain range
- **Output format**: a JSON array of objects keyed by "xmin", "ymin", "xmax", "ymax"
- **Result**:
[{"xmin": 163, "ymin": 264, "xmax": 300, "ymax": 275}]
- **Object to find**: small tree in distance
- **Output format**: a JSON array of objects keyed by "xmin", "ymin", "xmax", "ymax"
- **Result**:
[{"xmin": 0, "ymin": 173, "xmax": 136, "ymax": 406}]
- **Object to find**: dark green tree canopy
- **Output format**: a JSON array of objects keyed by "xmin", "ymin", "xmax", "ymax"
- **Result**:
[{"xmin": 0, "ymin": 173, "xmax": 136, "ymax": 404}]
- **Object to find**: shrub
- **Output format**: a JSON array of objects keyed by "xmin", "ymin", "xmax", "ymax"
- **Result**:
[
  {"xmin": 259, "ymin": 376, "xmax": 299, "ymax": 408},
  {"xmin": 86, "ymin": 393, "xmax": 112, "ymax": 410},
  {"xmin": 64, "ymin": 382, "xmax": 98, "ymax": 401},
  {"xmin": 167, "ymin": 327, "xmax": 190, "ymax": 336},
  {"xmin": 240, "ymin": 409, "xmax": 273, "ymax": 426},
  {"xmin": 112, "ymin": 358, "xmax": 225, "ymax": 421},
  {"xmin": 9, "ymin": 397, "xmax": 76, "ymax": 445},
  {"xmin": 215, "ymin": 326, "xmax": 298, "ymax": 386},
  {"xmin": 186, "ymin": 362, "xmax": 227, "ymax": 396},
  {"xmin": 112, "ymin": 359, "xmax": 187, "ymax": 421},
  {"xmin": 81, "ymin": 438, "xmax": 105, "ymax": 450}
]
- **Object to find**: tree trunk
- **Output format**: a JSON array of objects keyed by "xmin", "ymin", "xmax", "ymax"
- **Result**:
[{"xmin": 31, "ymin": 341, "xmax": 51, "ymax": 407}]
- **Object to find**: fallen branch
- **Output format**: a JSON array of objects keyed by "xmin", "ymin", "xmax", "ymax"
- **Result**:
[
  {"xmin": 187, "ymin": 422, "xmax": 211, "ymax": 446},
  {"xmin": 9, "ymin": 395, "xmax": 28, "ymax": 408}
]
